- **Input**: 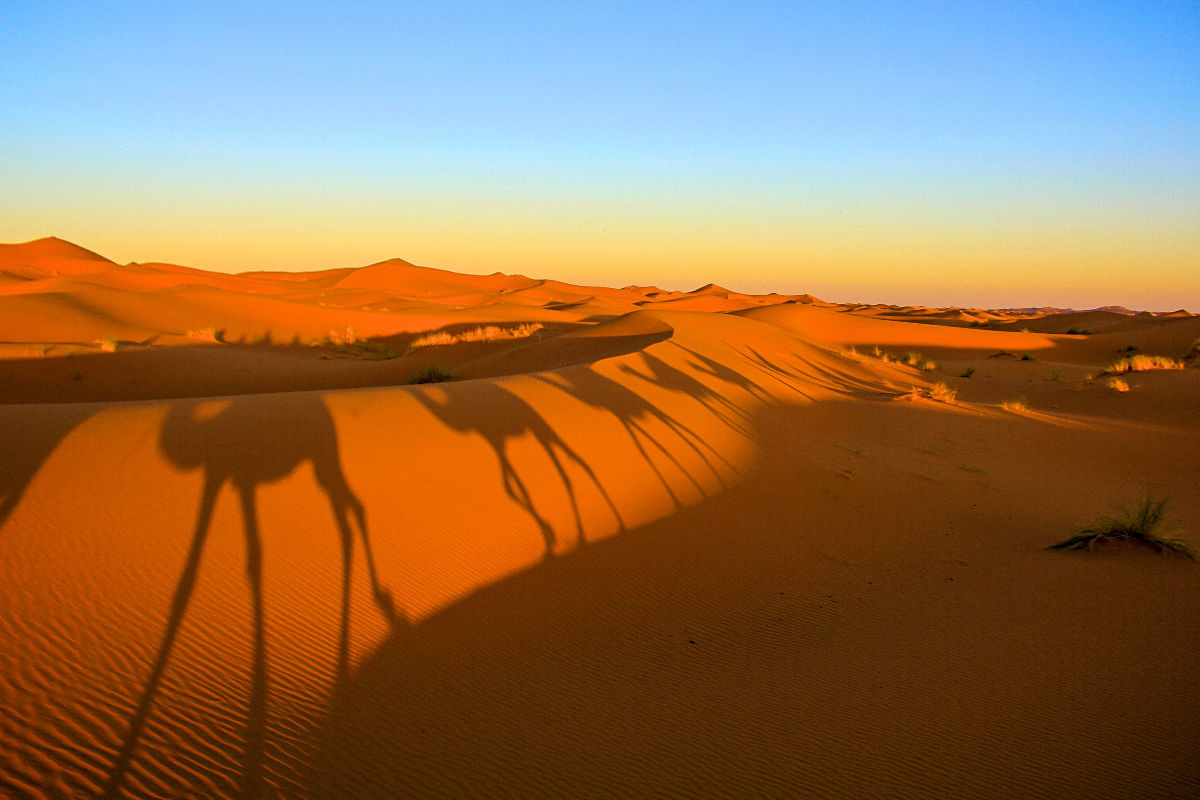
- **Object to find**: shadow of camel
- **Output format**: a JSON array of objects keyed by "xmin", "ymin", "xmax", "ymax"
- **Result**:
[
  {"xmin": 412, "ymin": 381, "xmax": 624, "ymax": 558},
  {"xmin": 102, "ymin": 394, "xmax": 397, "ymax": 799},
  {"xmin": 535, "ymin": 366, "xmax": 737, "ymax": 510}
]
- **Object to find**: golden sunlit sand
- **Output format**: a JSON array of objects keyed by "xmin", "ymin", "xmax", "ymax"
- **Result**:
[{"xmin": 2, "ymin": 237, "xmax": 1198, "ymax": 798}]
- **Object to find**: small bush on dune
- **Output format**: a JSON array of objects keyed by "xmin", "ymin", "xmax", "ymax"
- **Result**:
[
  {"xmin": 928, "ymin": 382, "xmax": 956, "ymax": 401},
  {"xmin": 1107, "ymin": 378, "xmax": 1130, "ymax": 393},
  {"xmin": 1066, "ymin": 328, "xmax": 1091, "ymax": 335},
  {"xmin": 1000, "ymin": 398, "xmax": 1028, "ymax": 412},
  {"xmin": 898, "ymin": 351, "xmax": 937, "ymax": 371},
  {"xmin": 900, "ymin": 382, "xmax": 956, "ymax": 403},
  {"xmin": 1048, "ymin": 496, "xmax": 1194, "ymax": 559},
  {"xmin": 1101, "ymin": 354, "xmax": 1184, "ymax": 375},
  {"xmin": 959, "ymin": 367, "xmax": 976, "ymax": 378},
  {"xmin": 96, "ymin": 337, "xmax": 119, "ymax": 353},
  {"xmin": 1020, "ymin": 352, "xmax": 1035, "ymax": 361},
  {"xmin": 408, "ymin": 365, "xmax": 453, "ymax": 384}
]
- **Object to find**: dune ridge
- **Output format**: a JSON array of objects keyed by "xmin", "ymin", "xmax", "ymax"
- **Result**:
[{"xmin": 1, "ymin": 238, "xmax": 1197, "ymax": 798}]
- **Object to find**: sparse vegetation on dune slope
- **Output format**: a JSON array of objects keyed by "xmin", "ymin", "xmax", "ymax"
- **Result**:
[
  {"xmin": 408, "ymin": 323, "xmax": 544, "ymax": 352},
  {"xmin": 1049, "ymin": 496, "xmax": 1194, "ymax": 559},
  {"xmin": 1101, "ymin": 354, "xmax": 1184, "ymax": 375}
]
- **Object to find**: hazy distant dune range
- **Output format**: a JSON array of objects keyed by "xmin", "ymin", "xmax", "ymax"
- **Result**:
[{"xmin": 1, "ymin": 237, "xmax": 1198, "ymax": 798}]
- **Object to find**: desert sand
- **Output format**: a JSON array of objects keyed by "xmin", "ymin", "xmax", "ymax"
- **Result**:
[{"xmin": 1, "ymin": 237, "xmax": 1197, "ymax": 798}]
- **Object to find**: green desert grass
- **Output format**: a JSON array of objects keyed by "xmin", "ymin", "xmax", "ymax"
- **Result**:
[
  {"xmin": 1048, "ymin": 496, "xmax": 1194, "ymax": 559},
  {"xmin": 1101, "ymin": 354, "xmax": 1184, "ymax": 375}
]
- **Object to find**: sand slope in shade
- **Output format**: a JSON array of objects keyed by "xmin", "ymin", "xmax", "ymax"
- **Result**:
[{"xmin": 1, "ymin": 238, "xmax": 1198, "ymax": 799}]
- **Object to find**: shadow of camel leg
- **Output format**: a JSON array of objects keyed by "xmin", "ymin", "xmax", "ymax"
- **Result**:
[
  {"xmin": 322, "ymin": 486, "xmax": 399, "ymax": 681},
  {"xmin": 239, "ymin": 486, "xmax": 269, "ymax": 799},
  {"xmin": 333, "ymin": 500, "xmax": 355, "ymax": 682},
  {"xmin": 102, "ymin": 474, "xmax": 221, "ymax": 799},
  {"xmin": 346, "ymin": 499, "xmax": 397, "ymax": 624},
  {"xmin": 499, "ymin": 454, "xmax": 556, "ymax": 558},
  {"xmin": 546, "ymin": 440, "xmax": 627, "ymax": 545}
]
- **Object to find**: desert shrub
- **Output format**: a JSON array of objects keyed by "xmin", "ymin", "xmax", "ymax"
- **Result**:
[
  {"xmin": 408, "ymin": 365, "xmax": 453, "ymax": 384},
  {"xmin": 1048, "ymin": 496, "xmax": 1194, "ymax": 559},
  {"xmin": 959, "ymin": 367, "xmax": 976, "ymax": 378},
  {"xmin": 1000, "ymin": 398, "xmax": 1028, "ymax": 412},
  {"xmin": 1066, "ymin": 328, "xmax": 1091, "ymax": 335},
  {"xmin": 898, "ymin": 351, "xmax": 937, "ymax": 371},
  {"xmin": 1107, "ymin": 378, "xmax": 1130, "ymax": 393},
  {"xmin": 928, "ymin": 382, "xmax": 956, "ymax": 402},
  {"xmin": 96, "ymin": 337, "xmax": 119, "ymax": 353},
  {"xmin": 1101, "ymin": 355, "xmax": 1184, "ymax": 375},
  {"xmin": 324, "ymin": 327, "xmax": 364, "ymax": 346},
  {"xmin": 1020, "ymin": 352, "xmax": 1035, "ymax": 361},
  {"xmin": 900, "ymin": 383, "xmax": 956, "ymax": 403}
]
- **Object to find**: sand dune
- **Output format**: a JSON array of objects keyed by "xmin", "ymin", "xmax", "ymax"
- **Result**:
[{"xmin": 1, "ymin": 238, "xmax": 1197, "ymax": 798}]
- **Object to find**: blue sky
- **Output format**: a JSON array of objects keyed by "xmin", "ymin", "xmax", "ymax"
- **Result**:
[{"xmin": 3, "ymin": 1, "xmax": 1198, "ymax": 308}]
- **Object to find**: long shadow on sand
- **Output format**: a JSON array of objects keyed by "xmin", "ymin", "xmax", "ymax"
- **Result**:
[
  {"xmin": 102, "ymin": 394, "xmax": 397, "ymax": 799},
  {"xmin": 413, "ymin": 382, "xmax": 626, "ymax": 557},
  {"xmin": 534, "ymin": 367, "xmax": 737, "ymax": 510},
  {"xmin": 304, "ymin": 398, "xmax": 840, "ymax": 798}
]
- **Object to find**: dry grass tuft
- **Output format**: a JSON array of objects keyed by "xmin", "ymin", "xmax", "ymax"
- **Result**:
[
  {"xmin": 408, "ymin": 323, "xmax": 544, "ymax": 352},
  {"xmin": 1101, "ymin": 354, "xmax": 1184, "ymax": 375},
  {"xmin": 928, "ymin": 382, "xmax": 956, "ymax": 401},
  {"xmin": 1048, "ymin": 496, "xmax": 1194, "ymax": 559},
  {"xmin": 899, "ymin": 383, "xmax": 956, "ymax": 403},
  {"xmin": 1107, "ymin": 378, "xmax": 1130, "ymax": 393},
  {"xmin": 186, "ymin": 326, "xmax": 222, "ymax": 343},
  {"xmin": 898, "ymin": 351, "xmax": 937, "ymax": 371},
  {"xmin": 1000, "ymin": 397, "xmax": 1028, "ymax": 412},
  {"xmin": 95, "ymin": 337, "xmax": 119, "ymax": 353}
]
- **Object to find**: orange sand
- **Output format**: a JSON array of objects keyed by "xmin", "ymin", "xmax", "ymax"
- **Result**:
[{"xmin": 1, "ymin": 237, "xmax": 1198, "ymax": 798}]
